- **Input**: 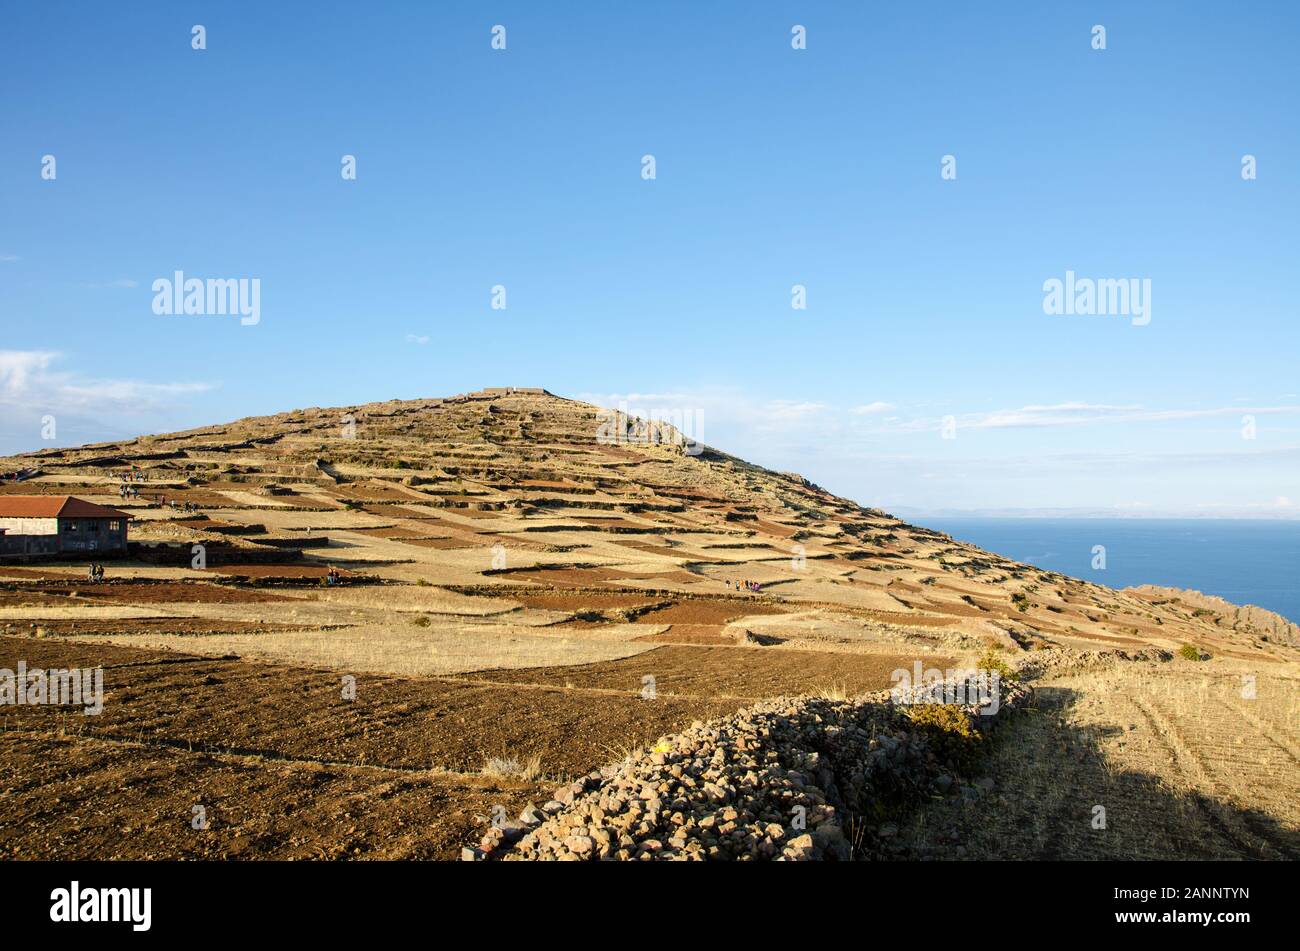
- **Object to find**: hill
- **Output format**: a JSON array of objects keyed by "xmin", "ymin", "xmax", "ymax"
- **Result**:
[{"xmin": 0, "ymin": 388, "xmax": 1296, "ymax": 860}]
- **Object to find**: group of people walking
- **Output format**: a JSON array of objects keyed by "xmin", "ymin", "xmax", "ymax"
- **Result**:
[
  {"xmin": 117, "ymin": 480, "xmax": 201, "ymax": 514},
  {"xmin": 325, "ymin": 566, "xmax": 344, "ymax": 586},
  {"xmin": 86, "ymin": 563, "xmax": 106, "ymax": 583},
  {"xmin": 118, "ymin": 469, "xmax": 148, "ymax": 498},
  {"xmin": 727, "ymin": 578, "xmax": 762, "ymax": 593}
]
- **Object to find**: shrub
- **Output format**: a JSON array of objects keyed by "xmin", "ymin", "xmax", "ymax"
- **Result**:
[
  {"xmin": 976, "ymin": 647, "xmax": 1019, "ymax": 683},
  {"xmin": 1178, "ymin": 642, "xmax": 1207, "ymax": 661},
  {"xmin": 411, "ymin": 615, "xmax": 431, "ymax": 627},
  {"xmin": 904, "ymin": 704, "xmax": 983, "ymax": 774}
]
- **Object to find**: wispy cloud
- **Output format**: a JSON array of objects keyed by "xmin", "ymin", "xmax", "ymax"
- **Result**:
[
  {"xmin": 0, "ymin": 345, "xmax": 213, "ymax": 413},
  {"xmin": 574, "ymin": 388, "xmax": 866, "ymax": 464},
  {"xmin": 575, "ymin": 390, "xmax": 1300, "ymax": 446},
  {"xmin": 0, "ymin": 254, "xmax": 19, "ymax": 263},
  {"xmin": 405, "ymin": 333, "xmax": 430, "ymax": 345},
  {"xmin": 852, "ymin": 401, "xmax": 895, "ymax": 415},
  {"xmin": 576, "ymin": 389, "xmax": 837, "ymax": 438},
  {"xmin": 884, "ymin": 402, "xmax": 1300, "ymax": 433},
  {"xmin": 570, "ymin": 387, "xmax": 1300, "ymax": 517},
  {"xmin": 86, "ymin": 278, "xmax": 139, "ymax": 289},
  {"xmin": 764, "ymin": 399, "xmax": 829, "ymax": 420}
]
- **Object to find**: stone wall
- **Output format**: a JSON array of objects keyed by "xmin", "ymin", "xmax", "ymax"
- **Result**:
[{"xmin": 471, "ymin": 674, "xmax": 1032, "ymax": 862}]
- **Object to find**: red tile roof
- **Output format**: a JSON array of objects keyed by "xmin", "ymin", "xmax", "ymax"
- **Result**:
[{"xmin": 0, "ymin": 496, "xmax": 130, "ymax": 519}]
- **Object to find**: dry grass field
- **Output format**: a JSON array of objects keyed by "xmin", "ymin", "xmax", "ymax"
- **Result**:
[
  {"xmin": 899, "ymin": 659, "xmax": 1300, "ymax": 860},
  {"xmin": 1, "ymin": 389, "xmax": 1296, "ymax": 859}
]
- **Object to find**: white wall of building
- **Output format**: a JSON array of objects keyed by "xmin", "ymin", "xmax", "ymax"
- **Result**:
[{"xmin": 0, "ymin": 516, "xmax": 59, "ymax": 536}]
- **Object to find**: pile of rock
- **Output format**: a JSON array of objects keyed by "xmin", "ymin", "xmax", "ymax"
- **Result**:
[
  {"xmin": 1014, "ymin": 646, "xmax": 1171, "ymax": 680},
  {"xmin": 466, "ymin": 675, "xmax": 1031, "ymax": 862}
]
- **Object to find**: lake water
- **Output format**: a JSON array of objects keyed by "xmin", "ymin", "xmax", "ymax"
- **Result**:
[{"xmin": 914, "ymin": 518, "xmax": 1300, "ymax": 624}]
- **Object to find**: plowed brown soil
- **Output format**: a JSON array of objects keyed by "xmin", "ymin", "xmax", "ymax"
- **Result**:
[
  {"xmin": 0, "ymin": 732, "xmax": 541, "ymax": 860},
  {"xmin": 635, "ymin": 599, "xmax": 788, "ymax": 625},
  {"xmin": 0, "ymin": 618, "xmax": 310, "ymax": 637},
  {"xmin": 463, "ymin": 644, "xmax": 953, "ymax": 699},
  {"xmin": 0, "ymin": 637, "xmax": 736, "ymax": 778},
  {"xmin": 208, "ymin": 564, "xmax": 352, "ymax": 579},
  {"xmin": 2, "ymin": 581, "xmax": 292, "ymax": 604}
]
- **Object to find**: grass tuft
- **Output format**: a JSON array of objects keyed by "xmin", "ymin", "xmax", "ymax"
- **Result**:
[{"xmin": 482, "ymin": 754, "xmax": 543, "ymax": 781}]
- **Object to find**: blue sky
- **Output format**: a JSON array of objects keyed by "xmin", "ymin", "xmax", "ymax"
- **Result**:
[{"xmin": 2, "ymin": 2, "xmax": 1297, "ymax": 516}]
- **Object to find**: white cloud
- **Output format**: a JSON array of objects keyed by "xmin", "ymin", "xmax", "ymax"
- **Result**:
[
  {"xmin": 566, "ymin": 387, "xmax": 1300, "ymax": 518},
  {"xmin": 0, "ymin": 254, "xmax": 19, "ymax": 263},
  {"xmin": 405, "ymin": 334, "xmax": 430, "ymax": 345},
  {"xmin": 884, "ymin": 402, "xmax": 1300, "ymax": 434},
  {"xmin": 764, "ymin": 399, "xmax": 830, "ymax": 420},
  {"xmin": 575, "ymin": 389, "xmax": 836, "ymax": 437},
  {"xmin": 0, "ymin": 349, "xmax": 214, "ymax": 416},
  {"xmin": 0, "ymin": 351, "xmax": 58, "ymax": 398},
  {"xmin": 852, "ymin": 401, "xmax": 895, "ymax": 415}
]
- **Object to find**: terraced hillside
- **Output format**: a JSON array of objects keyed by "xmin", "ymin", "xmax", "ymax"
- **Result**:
[{"xmin": 0, "ymin": 388, "xmax": 1296, "ymax": 859}]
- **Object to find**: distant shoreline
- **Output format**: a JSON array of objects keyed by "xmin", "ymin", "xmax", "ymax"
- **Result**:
[
  {"xmin": 914, "ymin": 516, "xmax": 1300, "ymax": 624},
  {"xmin": 893, "ymin": 511, "xmax": 1300, "ymax": 522}
]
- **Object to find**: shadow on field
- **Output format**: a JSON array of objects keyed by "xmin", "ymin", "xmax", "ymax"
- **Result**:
[{"xmin": 898, "ymin": 686, "xmax": 1300, "ymax": 861}]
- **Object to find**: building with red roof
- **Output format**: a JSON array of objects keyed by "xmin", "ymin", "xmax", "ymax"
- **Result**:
[{"xmin": 0, "ymin": 496, "xmax": 130, "ymax": 557}]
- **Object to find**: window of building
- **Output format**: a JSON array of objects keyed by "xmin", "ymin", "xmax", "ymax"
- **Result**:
[
  {"xmin": 63, "ymin": 521, "xmax": 77, "ymax": 532},
  {"xmin": 109, "ymin": 520, "xmax": 121, "ymax": 531}
]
